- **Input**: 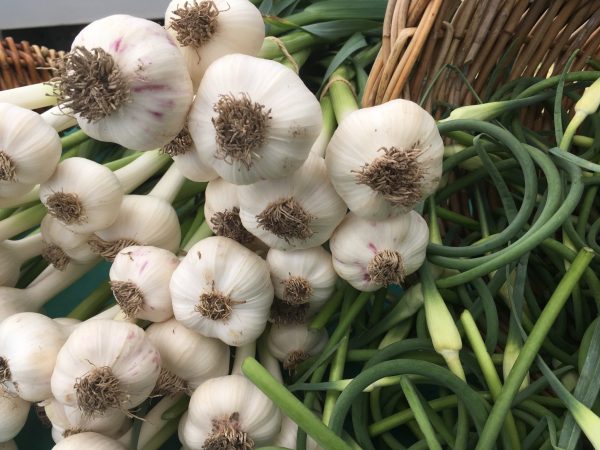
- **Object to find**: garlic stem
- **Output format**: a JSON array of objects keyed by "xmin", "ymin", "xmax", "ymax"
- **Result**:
[
  {"xmin": 148, "ymin": 164, "xmax": 186, "ymax": 203},
  {"xmin": 182, "ymin": 220, "xmax": 213, "ymax": 252},
  {"xmin": 41, "ymin": 106, "xmax": 77, "ymax": 132},
  {"xmin": 27, "ymin": 260, "xmax": 99, "ymax": 310},
  {"xmin": 232, "ymin": 341, "xmax": 257, "ymax": 375},
  {"xmin": 60, "ymin": 129, "xmax": 89, "ymax": 149},
  {"xmin": 310, "ymin": 95, "xmax": 336, "ymax": 158},
  {"xmin": 0, "ymin": 82, "xmax": 56, "ymax": 109},
  {"xmin": 0, "ymin": 186, "xmax": 39, "ymax": 208},
  {"xmin": 113, "ymin": 151, "xmax": 170, "ymax": 193},
  {"xmin": 328, "ymin": 66, "xmax": 359, "ymax": 124},
  {"xmin": 0, "ymin": 203, "xmax": 46, "ymax": 241},
  {"xmin": 3, "ymin": 232, "xmax": 44, "ymax": 263},
  {"xmin": 88, "ymin": 304, "xmax": 121, "ymax": 321},
  {"xmin": 67, "ymin": 282, "xmax": 113, "ymax": 320}
]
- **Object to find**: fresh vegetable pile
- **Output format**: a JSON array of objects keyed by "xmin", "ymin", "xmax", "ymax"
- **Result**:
[{"xmin": 1, "ymin": 1, "xmax": 600, "ymax": 450}]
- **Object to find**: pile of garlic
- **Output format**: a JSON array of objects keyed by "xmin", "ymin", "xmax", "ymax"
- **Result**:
[{"xmin": 0, "ymin": 1, "xmax": 443, "ymax": 449}]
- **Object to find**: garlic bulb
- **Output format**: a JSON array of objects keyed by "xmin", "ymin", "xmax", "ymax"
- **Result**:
[
  {"xmin": 41, "ymin": 215, "xmax": 96, "ymax": 270},
  {"xmin": 145, "ymin": 318, "xmax": 229, "ymax": 395},
  {"xmin": 0, "ymin": 312, "xmax": 67, "ymax": 401},
  {"xmin": 165, "ymin": 0, "xmax": 264, "ymax": 90},
  {"xmin": 54, "ymin": 15, "xmax": 193, "ymax": 151},
  {"xmin": 52, "ymin": 432, "xmax": 126, "ymax": 450},
  {"xmin": 267, "ymin": 323, "xmax": 328, "ymax": 371},
  {"xmin": 267, "ymin": 246, "xmax": 336, "ymax": 318},
  {"xmin": 0, "ymin": 103, "xmax": 61, "ymax": 199},
  {"xmin": 109, "ymin": 246, "xmax": 179, "ymax": 321},
  {"xmin": 204, "ymin": 177, "xmax": 257, "ymax": 246},
  {"xmin": 162, "ymin": 124, "xmax": 219, "ymax": 183},
  {"xmin": 325, "ymin": 99, "xmax": 444, "ymax": 219},
  {"xmin": 44, "ymin": 398, "xmax": 129, "ymax": 443},
  {"xmin": 179, "ymin": 375, "xmax": 281, "ymax": 449},
  {"xmin": 273, "ymin": 415, "xmax": 322, "ymax": 450},
  {"xmin": 39, "ymin": 158, "xmax": 123, "ymax": 234},
  {"xmin": 330, "ymin": 211, "xmax": 429, "ymax": 291},
  {"xmin": 53, "ymin": 317, "xmax": 82, "ymax": 337},
  {"xmin": 0, "ymin": 394, "xmax": 30, "ymax": 442},
  {"xmin": 0, "ymin": 233, "xmax": 44, "ymax": 286},
  {"xmin": 171, "ymin": 236, "xmax": 274, "ymax": 346},
  {"xmin": 88, "ymin": 195, "xmax": 181, "ymax": 261},
  {"xmin": 188, "ymin": 53, "xmax": 322, "ymax": 184},
  {"xmin": 51, "ymin": 319, "xmax": 161, "ymax": 416},
  {"xmin": 238, "ymin": 153, "xmax": 347, "ymax": 250}
]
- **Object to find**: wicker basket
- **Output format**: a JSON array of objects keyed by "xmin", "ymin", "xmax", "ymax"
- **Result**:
[
  {"xmin": 0, "ymin": 37, "xmax": 64, "ymax": 90},
  {"xmin": 363, "ymin": 0, "xmax": 600, "ymax": 113}
]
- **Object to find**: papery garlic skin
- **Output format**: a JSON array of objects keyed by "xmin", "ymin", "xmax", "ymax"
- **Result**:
[
  {"xmin": 89, "ymin": 195, "xmax": 181, "ymax": 261},
  {"xmin": 0, "ymin": 312, "xmax": 67, "ymax": 401},
  {"xmin": 41, "ymin": 215, "xmax": 96, "ymax": 269},
  {"xmin": 273, "ymin": 415, "xmax": 322, "ymax": 450},
  {"xmin": 326, "ymin": 99, "xmax": 443, "ymax": 219},
  {"xmin": 330, "ymin": 211, "xmax": 429, "ymax": 291},
  {"xmin": 170, "ymin": 236, "xmax": 274, "ymax": 346},
  {"xmin": 52, "ymin": 432, "xmax": 126, "ymax": 450},
  {"xmin": 145, "ymin": 318, "xmax": 229, "ymax": 394},
  {"xmin": 0, "ymin": 103, "xmax": 61, "ymax": 198},
  {"xmin": 239, "ymin": 153, "xmax": 347, "ymax": 250},
  {"xmin": 39, "ymin": 158, "xmax": 123, "ymax": 234},
  {"xmin": 0, "ymin": 394, "xmax": 30, "ymax": 442},
  {"xmin": 51, "ymin": 319, "xmax": 161, "ymax": 415},
  {"xmin": 268, "ymin": 323, "xmax": 328, "ymax": 371},
  {"xmin": 64, "ymin": 15, "xmax": 193, "ymax": 151},
  {"xmin": 165, "ymin": 0, "xmax": 265, "ymax": 91},
  {"xmin": 266, "ymin": 247, "xmax": 336, "ymax": 317},
  {"xmin": 44, "ymin": 398, "xmax": 129, "ymax": 443},
  {"xmin": 189, "ymin": 53, "xmax": 322, "ymax": 185},
  {"xmin": 109, "ymin": 246, "xmax": 179, "ymax": 321},
  {"xmin": 179, "ymin": 375, "xmax": 281, "ymax": 449}
]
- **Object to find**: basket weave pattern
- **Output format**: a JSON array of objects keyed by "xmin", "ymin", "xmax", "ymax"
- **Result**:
[{"xmin": 0, "ymin": 37, "xmax": 63, "ymax": 90}]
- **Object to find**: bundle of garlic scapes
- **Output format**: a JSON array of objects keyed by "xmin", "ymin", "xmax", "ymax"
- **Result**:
[{"xmin": 0, "ymin": 1, "xmax": 446, "ymax": 449}]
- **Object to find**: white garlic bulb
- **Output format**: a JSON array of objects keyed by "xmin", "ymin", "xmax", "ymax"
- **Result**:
[
  {"xmin": 163, "ymin": 124, "xmax": 219, "ymax": 183},
  {"xmin": 53, "ymin": 317, "xmax": 82, "ymax": 337},
  {"xmin": 0, "ymin": 233, "xmax": 44, "ymax": 286},
  {"xmin": 165, "ymin": 0, "xmax": 264, "ymax": 90},
  {"xmin": 267, "ymin": 246, "xmax": 336, "ymax": 319},
  {"xmin": 267, "ymin": 323, "xmax": 328, "ymax": 371},
  {"xmin": 109, "ymin": 245, "xmax": 179, "ymax": 321},
  {"xmin": 0, "ymin": 103, "xmax": 61, "ymax": 199},
  {"xmin": 330, "ymin": 211, "xmax": 429, "ymax": 291},
  {"xmin": 171, "ymin": 236, "xmax": 274, "ymax": 346},
  {"xmin": 326, "ymin": 99, "xmax": 444, "ymax": 219},
  {"xmin": 52, "ymin": 432, "xmax": 126, "ymax": 450},
  {"xmin": 51, "ymin": 319, "xmax": 161, "ymax": 416},
  {"xmin": 188, "ymin": 53, "xmax": 322, "ymax": 185},
  {"xmin": 44, "ymin": 398, "xmax": 129, "ymax": 443},
  {"xmin": 56, "ymin": 15, "xmax": 193, "ymax": 151},
  {"xmin": 40, "ymin": 215, "xmax": 96, "ymax": 270},
  {"xmin": 145, "ymin": 318, "xmax": 229, "ymax": 395},
  {"xmin": 179, "ymin": 375, "xmax": 281, "ymax": 449},
  {"xmin": 0, "ymin": 312, "xmax": 67, "ymax": 401},
  {"xmin": 88, "ymin": 195, "xmax": 181, "ymax": 261},
  {"xmin": 273, "ymin": 415, "xmax": 322, "ymax": 450},
  {"xmin": 0, "ymin": 394, "xmax": 30, "ymax": 442},
  {"xmin": 39, "ymin": 158, "xmax": 123, "ymax": 234},
  {"xmin": 204, "ymin": 177, "xmax": 258, "ymax": 246},
  {"xmin": 238, "ymin": 153, "xmax": 347, "ymax": 250}
]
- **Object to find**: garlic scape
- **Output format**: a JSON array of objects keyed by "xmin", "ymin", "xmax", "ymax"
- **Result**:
[
  {"xmin": 0, "ymin": 313, "xmax": 68, "ymax": 402},
  {"xmin": 40, "ymin": 215, "xmax": 96, "ymax": 270},
  {"xmin": 170, "ymin": 236, "xmax": 274, "ymax": 346},
  {"xmin": 52, "ymin": 432, "xmax": 126, "ymax": 450},
  {"xmin": 326, "ymin": 99, "xmax": 444, "ymax": 219},
  {"xmin": 238, "ymin": 153, "xmax": 347, "ymax": 250},
  {"xmin": 109, "ymin": 246, "xmax": 179, "ymax": 321},
  {"xmin": 88, "ymin": 195, "xmax": 181, "ymax": 261},
  {"xmin": 145, "ymin": 318, "xmax": 229, "ymax": 396},
  {"xmin": 53, "ymin": 15, "xmax": 193, "ymax": 151},
  {"xmin": 267, "ymin": 323, "xmax": 328, "ymax": 372},
  {"xmin": 0, "ymin": 393, "xmax": 30, "ymax": 442},
  {"xmin": 44, "ymin": 398, "xmax": 129, "ymax": 443},
  {"xmin": 0, "ymin": 233, "xmax": 44, "ymax": 286},
  {"xmin": 165, "ymin": 0, "xmax": 265, "ymax": 90},
  {"xmin": 0, "ymin": 103, "xmax": 61, "ymax": 200},
  {"xmin": 189, "ymin": 53, "xmax": 322, "ymax": 184},
  {"xmin": 330, "ymin": 211, "xmax": 429, "ymax": 291},
  {"xmin": 179, "ymin": 374, "xmax": 281, "ymax": 449},
  {"xmin": 51, "ymin": 319, "xmax": 161, "ymax": 417}
]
